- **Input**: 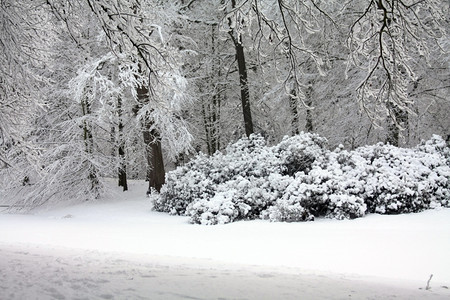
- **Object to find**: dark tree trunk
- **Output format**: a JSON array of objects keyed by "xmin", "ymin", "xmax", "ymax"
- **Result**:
[
  {"xmin": 210, "ymin": 24, "xmax": 221, "ymax": 153},
  {"xmin": 143, "ymin": 125, "xmax": 165, "ymax": 193},
  {"xmin": 202, "ymin": 97, "xmax": 221, "ymax": 155},
  {"xmin": 210, "ymin": 93, "xmax": 220, "ymax": 153},
  {"xmin": 386, "ymin": 104, "xmax": 408, "ymax": 147},
  {"xmin": 117, "ymin": 97, "xmax": 128, "ymax": 191},
  {"xmin": 289, "ymin": 88, "xmax": 300, "ymax": 135},
  {"xmin": 136, "ymin": 80, "xmax": 165, "ymax": 194},
  {"xmin": 229, "ymin": 0, "xmax": 253, "ymax": 137},
  {"xmin": 235, "ymin": 40, "xmax": 254, "ymax": 137},
  {"xmin": 201, "ymin": 101, "xmax": 212, "ymax": 155},
  {"xmin": 118, "ymin": 149, "xmax": 128, "ymax": 191},
  {"xmin": 202, "ymin": 24, "xmax": 222, "ymax": 155},
  {"xmin": 305, "ymin": 86, "xmax": 313, "ymax": 133},
  {"xmin": 81, "ymin": 97, "xmax": 99, "ymax": 197}
]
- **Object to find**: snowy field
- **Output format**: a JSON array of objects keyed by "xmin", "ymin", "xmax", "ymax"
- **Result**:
[{"xmin": 1, "ymin": 180, "xmax": 450, "ymax": 299}]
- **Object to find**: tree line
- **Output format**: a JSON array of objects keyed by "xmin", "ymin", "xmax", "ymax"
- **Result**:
[{"xmin": 0, "ymin": 0, "xmax": 448, "ymax": 208}]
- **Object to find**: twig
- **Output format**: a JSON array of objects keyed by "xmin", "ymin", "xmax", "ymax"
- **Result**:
[{"xmin": 426, "ymin": 274, "xmax": 433, "ymax": 290}]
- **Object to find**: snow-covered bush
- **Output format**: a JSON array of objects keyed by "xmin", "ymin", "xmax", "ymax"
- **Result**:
[
  {"xmin": 264, "ymin": 150, "xmax": 368, "ymax": 222},
  {"xmin": 417, "ymin": 134, "xmax": 450, "ymax": 164},
  {"xmin": 153, "ymin": 153, "xmax": 216, "ymax": 215},
  {"xmin": 355, "ymin": 139, "xmax": 450, "ymax": 214},
  {"xmin": 187, "ymin": 174, "xmax": 293, "ymax": 225},
  {"xmin": 263, "ymin": 197, "xmax": 314, "ymax": 223},
  {"xmin": 154, "ymin": 134, "xmax": 282, "ymax": 217},
  {"xmin": 187, "ymin": 190, "xmax": 239, "ymax": 225},
  {"xmin": 267, "ymin": 138, "xmax": 449, "ymax": 221},
  {"xmin": 153, "ymin": 133, "xmax": 450, "ymax": 225},
  {"xmin": 275, "ymin": 133, "xmax": 328, "ymax": 176}
]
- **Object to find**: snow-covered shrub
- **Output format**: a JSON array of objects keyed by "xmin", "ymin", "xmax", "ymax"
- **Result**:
[
  {"xmin": 187, "ymin": 174, "xmax": 294, "ymax": 224},
  {"xmin": 215, "ymin": 134, "xmax": 283, "ymax": 180},
  {"xmin": 264, "ymin": 197, "xmax": 314, "ymax": 222},
  {"xmin": 264, "ymin": 135, "xmax": 449, "ymax": 222},
  {"xmin": 154, "ymin": 134, "xmax": 282, "ymax": 218},
  {"xmin": 183, "ymin": 133, "xmax": 332, "ymax": 224},
  {"xmin": 188, "ymin": 190, "xmax": 239, "ymax": 225},
  {"xmin": 154, "ymin": 132, "xmax": 449, "ymax": 225},
  {"xmin": 327, "ymin": 194, "xmax": 367, "ymax": 220},
  {"xmin": 264, "ymin": 155, "xmax": 368, "ymax": 222},
  {"xmin": 355, "ymin": 141, "xmax": 450, "ymax": 214},
  {"xmin": 329, "ymin": 140, "xmax": 449, "ymax": 215},
  {"xmin": 153, "ymin": 153, "xmax": 216, "ymax": 215},
  {"xmin": 417, "ymin": 134, "xmax": 450, "ymax": 165},
  {"xmin": 274, "ymin": 133, "xmax": 328, "ymax": 176}
]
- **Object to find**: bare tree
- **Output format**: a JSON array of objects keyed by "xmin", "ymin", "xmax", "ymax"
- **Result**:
[
  {"xmin": 47, "ymin": 0, "xmax": 193, "ymax": 193},
  {"xmin": 224, "ymin": 0, "xmax": 254, "ymax": 137},
  {"xmin": 0, "ymin": 0, "xmax": 50, "ymax": 170},
  {"xmin": 346, "ymin": 0, "xmax": 448, "ymax": 146}
]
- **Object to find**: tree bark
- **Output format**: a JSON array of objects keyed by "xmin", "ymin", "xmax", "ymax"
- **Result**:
[
  {"xmin": 386, "ymin": 103, "xmax": 408, "ymax": 147},
  {"xmin": 136, "ymin": 81, "xmax": 165, "ymax": 194},
  {"xmin": 234, "ymin": 40, "xmax": 254, "ymax": 137},
  {"xmin": 305, "ymin": 85, "xmax": 313, "ymax": 133},
  {"xmin": 81, "ymin": 97, "xmax": 99, "ymax": 196},
  {"xmin": 117, "ymin": 97, "xmax": 128, "ymax": 191},
  {"xmin": 201, "ymin": 24, "xmax": 222, "ymax": 155},
  {"xmin": 143, "ymin": 125, "xmax": 165, "ymax": 193},
  {"xmin": 289, "ymin": 88, "xmax": 300, "ymax": 135},
  {"xmin": 229, "ymin": 0, "xmax": 253, "ymax": 137},
  {"xmin": 201, "ymin": 101, "xmax": 212, "ymax": 155},
  {"xmin": 210, "ymin": 24, "xmax": 221, "ymax": 152}
]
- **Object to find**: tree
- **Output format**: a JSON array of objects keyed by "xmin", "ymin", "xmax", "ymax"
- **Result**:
[
  {"xmin": 0, "ymin": 0, "xmax": 50, "ymax": 177},
  {"xmin": 81, "ymin": 0, "xmax": 192, "ymax": 193},
  {"xmin": 1, "ymin": 0, "xmax": 448, "ymax": 210},
  {"xmin": 1, "ymin": 0, "xmax": 193, "ymax": 209},
  {"xmin": 226, "ymin": 0, "xmax": 255, "ymax": 137},
  {"xmin": 346, "ymin": 0, "xmax": 448, "ymax": 146}
]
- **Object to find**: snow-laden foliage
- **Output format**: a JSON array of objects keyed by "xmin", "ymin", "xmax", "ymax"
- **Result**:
[
  {"xmin": 267, "ymin": 135, "xmax": 450, "ymax": 222},
  {"xmin": 275, "ymin": 134, "xmax": 329, "ymax": 176},
  {"xmin": 187, "ymin": 175, "xmax": 291, "ymax": 225},
  {"xmin": 153, "ymin": 133, "xmax": 450, "ymax": 225},
  {"xmin": 153, "ymin": 134, "xmax": 284, "ymax": 221},
  {"xmin": 355, "ymin": 136, "xmax": 450, "ymax": 214}
]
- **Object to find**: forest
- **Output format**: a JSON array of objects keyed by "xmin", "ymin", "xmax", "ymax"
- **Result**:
[{"xmin": 1, "ymin": 0, "xmax": 449, "ymax": 211}]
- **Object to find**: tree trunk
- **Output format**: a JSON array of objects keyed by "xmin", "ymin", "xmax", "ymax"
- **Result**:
[
  {"xmin": 289, "ymin": 88, "xmax": 300, "ymax": 135},
  {"xmin": 210, "ymin": 93, "xmax": 220, "ymax": 153},
  {"xmin": 117, "ymin": 97, "xmax": 128, "ymax": 191},
  {"xmin": 211, "ymin": 24, "xmax": 221, "ymax": 152},
  {"xmin": 201, "ymin": 101, "xmax": 212, "ymax": 155},
  {"xmin": 234, "ymin": 40, "xmax": 254, "ymax": 137},
  {"xmin": 143, "ymin": 125, "xmax": 165, "ymax": 193},
  {"xmin": 81, "ymin": 97, "xmax": 99, "ymax": 196},
  {"xmin": 229, "ymin": 0, "xmax": 253, "ymax": 137},
  {"xmin": 386, "ymin": 103, "xmax": 408, "ymax": 147},
  {"xmin": 136, "ymin": 80, "xmax": 165, "ymax": 194},
  {"xmin": 202, "ymin": 24, "xmax": 222, "ymax": 155},
  {"xmin": 305, "ymin": 85, "xmax": 313, "ymax": 133}
]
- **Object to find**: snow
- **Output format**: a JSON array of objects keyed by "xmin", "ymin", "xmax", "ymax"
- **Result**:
[
  {"xmin": 155, "ymin": 133, "xmax": 450, "ymax": 224},
  {"xmin": 1, "ymin": 180, "xmax": 450, "ymax": 299}
]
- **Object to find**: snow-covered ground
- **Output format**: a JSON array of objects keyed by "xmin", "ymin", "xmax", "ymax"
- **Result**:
[{"xmin": 1, "ymin": 180, "xmax": 450, "ymax": 299}]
